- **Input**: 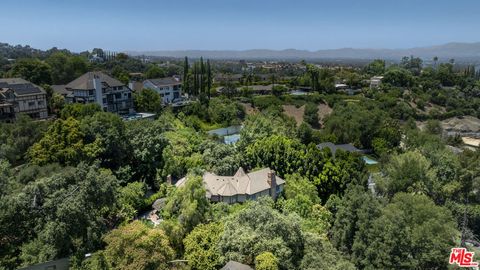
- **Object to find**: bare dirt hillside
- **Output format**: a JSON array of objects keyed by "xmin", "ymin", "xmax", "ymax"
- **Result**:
[
  {"xmin": 282, "ymin": 103, "xmax": 333, "ymax": 127},
  {"xmin": 318, "ymin": 103, "xmax": 333, "ymax": 126},
  {"xmin": 282, "ymin": 105, "xmax": 305, "ymax": 126},
  {"xmin": 441, "ymin": 116, "xmax": 480, "ymax": 132},
  {"xmin": 241, "ymin": 103, "xmax": 259, "ymax": 115}
]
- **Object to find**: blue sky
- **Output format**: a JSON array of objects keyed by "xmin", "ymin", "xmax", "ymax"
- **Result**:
[{"xmin": 0, "ymin": 0, "xmax": 479, "ymax": 52}]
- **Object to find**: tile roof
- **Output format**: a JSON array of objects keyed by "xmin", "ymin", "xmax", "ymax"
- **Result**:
[
  {"xmin": 176, "ymin": 167, "xmax": 284, "ymax": 197},
  {"xmin": 65, "ymin": 71, "xmax": 124, "ymax": 90}
]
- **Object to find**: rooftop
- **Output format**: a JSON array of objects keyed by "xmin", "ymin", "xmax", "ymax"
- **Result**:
[
  {"xmin": 0, "ymin": 78, "xmax": 45, "ymax": 96},
  {"xmin": 317, "ymin": 142, "xmax": 363, "ymax": 156},
  {"xmin": 221, "ymin": 261, "xmax": 253, "ymax": 270},
  {"xmin": 176, "ymin": 167, "xmax": 285, "ymax": 198},
  {"xmin": 146, "ymin": 77, "xmax": 181, "ymax": 87},
  {"xmin": 65, "ymin": 71, "xmax": 125, "ymax": 90},
  {"xmin": 51, "ymin": 84, "xmax": 72, "ymax": 96}
]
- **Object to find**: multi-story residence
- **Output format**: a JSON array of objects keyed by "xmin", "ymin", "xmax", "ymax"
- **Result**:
[
  {"xmin": 0, "ymin": 78, "xmax": 48, "ymax": 122},
  {"xmin": 143, "ymin": 76, "xmax": 182, "ymax": 104},
  {"xmin": 63, "ymin": 71, "xmax": 134, "ymax": 114},
  {"xmin": 175, "ymin": 167, "xmax": 285, "ymax": 204},
  {"xmin": 370, "ymin": 76, "xmax": 383, "ymax": 88}
]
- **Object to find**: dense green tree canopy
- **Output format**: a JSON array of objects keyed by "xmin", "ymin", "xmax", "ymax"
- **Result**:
[
  {"xmin": 324, "ymin": 102, "xmax": 400, "ymax": 150},
  {"xmin": 184, "ymin": 222, "xmax": 224, "ymax": 270},
  {"xmin": 201, "ymin": 141, "xmax": 242, "ymax": 176},
  {"xmin": 0, "ymin": 163, "xmax": 118, "ymax": 268},
  {"xmin": 255, "ymin": 252, "xmax": 279, "ymax": 270},
  {"xmin": 218, "ymin": 198, "xmax": 304, "ymax": 270},
  {"xmin": 46, "ymin": 52, "xmax": 89, "ymax": 84},
  {"xmin": 382, "ymin": 67, "xmax": 414, "ymax": 87},
  {"xmin": 103, "ymin": 221, "xmax": 174, "ymax": 270},
  {"xmin": 364, "ymin": 59, "xmax": 385, "ymax": 75},
  {"xmin": 0, "ymin": 115, "xmax": 49, "ymax": 165},
  {"xmin": 357, "ymin": 193, "xmax": 457, "ymax": 269},
  {"xmin": 28, "ymin": 117, "xmax": 85, "ymax": 165},
  {"xmin": 145, "ymin": 64, "xmax": 166, "ymax": 79},
  {"xmin": 7, "ymin": 58, "xmax": 52, "ymax": 85},
  {"xmin": 376, "ymin": 150, "xmax": 436, "ymax": 197},
  {"xmin": 301, "ymin": 233, "xmax": 356, "ymax": 270},
  {"xmin": 133, "ymin": 88, "xmax": 162, "ymax": 112}
]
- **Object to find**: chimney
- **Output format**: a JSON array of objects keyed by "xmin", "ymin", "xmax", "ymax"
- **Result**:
[
  {"xmin": 166, "ymin": 174, "xmax": 172, "ymax": 185},
  {"xmin": 267, "ymin": 170, "xmax": 277, "ymax": 200}
]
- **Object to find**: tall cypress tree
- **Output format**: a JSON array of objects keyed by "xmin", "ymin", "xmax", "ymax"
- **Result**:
[
  {"xmin": 183, "ymin": 57, "xmax": 190, "ymax": 95},
  {"xmin": 200, "ymin": 57, "xmax": 205, "ymax": 94},
  {"xmin": 193, "ymin": 62, "xmax": 198, "ymax": 95},
  {"xmin": 207, "ymin": 59, "xmax": 212, "ymax": 99}
]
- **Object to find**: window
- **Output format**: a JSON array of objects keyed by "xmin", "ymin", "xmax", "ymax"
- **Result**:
[
  {"xmin": 88, "ymin": 90, "xmax": 94, "ymax": 96},
  {"xmin": 102, "ymin": 98, "xmax": 107, "ymax": 104},
  {"xmin": 115, "ymin": 93, "xmax": 121, "ymax": 99},
  {"xmin": 38, "ymin": 100, "xmax": 44, "ymax": 106},
  {"xmin": 28, "ymin": 101, "xmax": 35, "ymax": 107}
]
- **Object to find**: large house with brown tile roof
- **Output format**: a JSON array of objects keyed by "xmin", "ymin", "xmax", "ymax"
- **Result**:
[
  {"xmin": 175, "ymin": 167, "xmax": 285, "ymax": 204},
  {"xmin": 0, "ymin": 78, "xmax": 48, "ymax": 121}
]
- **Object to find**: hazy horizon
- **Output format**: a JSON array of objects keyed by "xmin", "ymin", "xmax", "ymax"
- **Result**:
[
  {"xmin": 4, "ymin": 41, "xmax": 480, "ymax": 54},
  {"xmin": 1, "ymin": 0, "xmax": 479, "ymax": 52}
]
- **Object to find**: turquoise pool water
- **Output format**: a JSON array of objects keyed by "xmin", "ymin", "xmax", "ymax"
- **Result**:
[
  {"xmin": 290, "ymin": 90, "xmax": 308, "ymax": 96},
  {"xmin": 207, "ymin": 125, "xmax": 242, "ymax": 136},
  {"xmin": 362, "ymin": 156, "xmax": 378, "ymax": 165},
  {"xmin": 208, "ymin": 125, "xmax": 242, "ymax": 145}
]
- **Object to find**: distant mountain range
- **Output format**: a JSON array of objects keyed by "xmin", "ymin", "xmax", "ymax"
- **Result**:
[{"xmin": 126, "ymin": 42, "xmax": 480, "ymax": 61}]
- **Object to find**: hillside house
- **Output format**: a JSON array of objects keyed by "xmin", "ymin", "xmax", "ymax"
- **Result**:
[
  {"xmin": 0, "ymin": 78, "xmax": 48, "ymax": 121},
  {"xmin": 57, "ymin": 72, "xmax": 134, "ymax": 114},
  {"xmin": 143, "ymin": 76, "xmax": 182, "ymax": 104},
  {"xmin": 175, "ymin": 167, "xmax": 285, "ymax": 204},
  {"xmin": 370, "ymin": 76, "xmax": 383, "ymax": 88}
]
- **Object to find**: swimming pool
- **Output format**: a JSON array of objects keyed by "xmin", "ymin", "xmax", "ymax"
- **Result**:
[{"xmin": 362, "ymin": 156, "xmax": 378, "ymax": 165}]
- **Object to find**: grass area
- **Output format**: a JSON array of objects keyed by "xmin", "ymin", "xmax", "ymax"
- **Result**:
[
  {"xmin": 200, "ymin": 121, "xmax": 226, "ymax": 131},
  {"xmin": 344, "ymin": 99, "xmax": 361, "ymax": 103},
  {"xmin": 366, "ymin": 164, "xmax": 380, "ymax": 173}
]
